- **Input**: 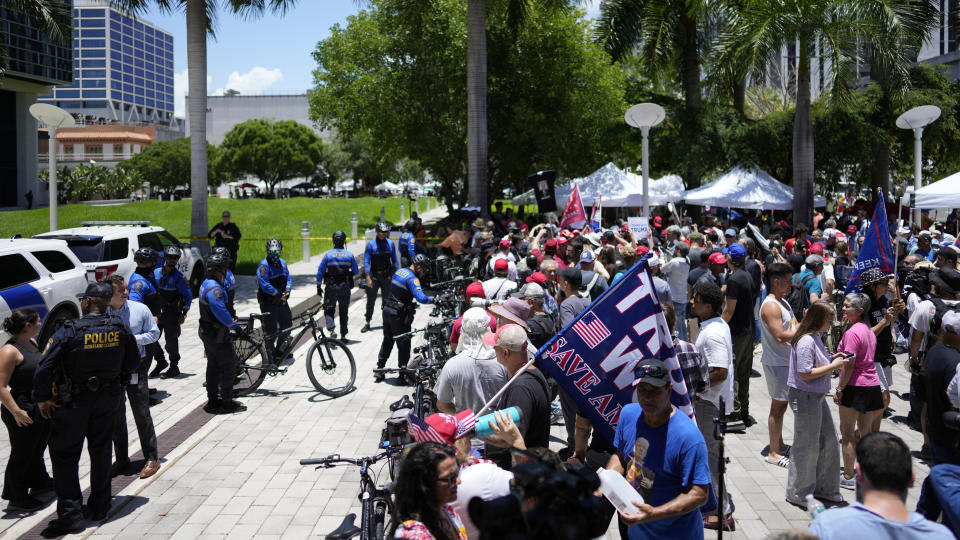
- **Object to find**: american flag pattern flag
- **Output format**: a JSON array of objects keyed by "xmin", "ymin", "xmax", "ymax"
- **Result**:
[
  {"xmin": 572, "ymin": 311, "xmax": 611, "ymax": 349},
  {"xmin": 455, "ymin": 412, "xmax": 477, "ymax": 439},
  {"xmin": 407, "ymin": 413, "xmax": 446, "ymax": 444}
]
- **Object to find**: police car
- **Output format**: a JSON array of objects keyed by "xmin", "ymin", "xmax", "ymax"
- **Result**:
[
  {"xmin": 35, "ymin": 222, "xmax": 205, "ymax": 296},
  {"xmin": 0, "ymin": 238, "xmax": 88, "ymax": 344}
]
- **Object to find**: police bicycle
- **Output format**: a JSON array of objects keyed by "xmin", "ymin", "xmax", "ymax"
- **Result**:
[
  {"xmin": 372, "ymin": 354, "xmax": 443, "ymax": 419},
  {"xmin": 233, "ymin": 305, "xmax": 356, "ymax": 397},
  {"xmin": 300, "ymin": 447, "xmax": 403, "ymax": 540}
]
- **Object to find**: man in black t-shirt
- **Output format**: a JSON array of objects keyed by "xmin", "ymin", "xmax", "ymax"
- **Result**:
[
  {"xmin": 924, "ymin": 311, "xmax": 960, "ymax": 466},
  {"xmin": 489, "ymin": 324, "xmax": 551, "ymax": 452},
  {"xmin": 207, "ymin": 211, "xmax": 242, "ymax": 271},
  {"xmin": 722, "ymin": 243, "xmax": 759, "ymax": 425}
]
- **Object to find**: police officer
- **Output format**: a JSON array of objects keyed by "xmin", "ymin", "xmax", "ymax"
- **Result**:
[
  {"xmin": 128, "ymin": 247, "xmax": 164, "ymax": 375},
  {"xmin": 153, "ymin": 245, "xmax": 192, "ymax": 379},
  {"xmin": 257, "ymin": 238, "xmax": 292, "ymax": 361},
  {"xmin": 362, "ymin": 222, "xmax": 399, "ymax": 333},
  {"xmin": 375, "ymin": 254, "xmax": 434, "ymax": 382},
  {"xmin": 398, "ymin": 220, "xmax": 418, "ymax": 267},
  {"xmin": 212, "ymin": 246, "xmax": 237, "ymax": 318},
  {"xmin": 34, "ymin": 282, "xmax": 138, "ymax": 535},
  {"xmin": 198, "ymin": 253, "xmax": 247, "ymax": 415},
  {"xmin": 316, "ymin": 230, "xmax": 359, "ymax": 341}
]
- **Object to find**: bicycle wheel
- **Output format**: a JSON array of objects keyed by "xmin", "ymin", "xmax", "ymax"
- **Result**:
[
  {"xmin": 233, "ymin": 335, "xmax": 268, "ymax": 396},
  {"xmin": 306, "ymin": 337, "xmax": 356, "ymax": 397}
]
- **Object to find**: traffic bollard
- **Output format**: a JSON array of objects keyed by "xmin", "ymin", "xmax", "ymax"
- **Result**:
[
  {"xmin": 400, "ymin": 202, "xmax": 405, "ymax": 223},
  {"xmin": 301, "ymin": 221, "xmax": 310, "ymax": 263},
  {"xmin": 380, "ymin": 206, "xmax": 386, "ymax": 223},
  {"xmin": 415, "ymin": 197, "xmax": 420, "ymax": 214},
  {"xmin": 351, "ymin": 212, "xmax": 358, "ymax": 240}
]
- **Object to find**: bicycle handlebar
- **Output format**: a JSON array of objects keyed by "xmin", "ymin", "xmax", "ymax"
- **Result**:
[
  {"xmin": 372, "ymin": 365, "xmax": 440, "ymax": 376},
  {"xmin": 300, "ymin": 450, "xmax": 391, "ymax": 468}
]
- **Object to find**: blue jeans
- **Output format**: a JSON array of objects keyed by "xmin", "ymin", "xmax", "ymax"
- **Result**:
[
  {"xmin": 675, "ymin": 302, "xmax": 688, "ymax": 341},
  {"xmin": 917, "ymin": 463, "xmax": 960, "ymax": 536}
]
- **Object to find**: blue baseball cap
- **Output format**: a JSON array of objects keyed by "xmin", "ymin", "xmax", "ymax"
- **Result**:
[
  {"xmin": 728, "ymin": 243, "xmax": 747, "ymax": 260},
  {"xmin": 724, "ymin": 228, "xmax": 737, "ymax": 237}
]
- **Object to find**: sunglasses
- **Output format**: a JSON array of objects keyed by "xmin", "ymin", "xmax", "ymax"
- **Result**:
[
  {"xmin": 635, "ymin": 364, "xmax": 666, "ymax": 379},
  {"xmin": 268, "ymin": 249, "xmax": 281, "ymax": 254},
  {"xmin": 437, "ymin": 467, "xmax": 460, "ymax": 488}
]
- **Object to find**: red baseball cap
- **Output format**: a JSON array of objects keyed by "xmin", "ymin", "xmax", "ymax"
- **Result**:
[
  {"xmin": 499, "ymin": 238, "xmax": 512, "ymax": 249},
  {"xmin": 847, "ymin": 224, "xmax": 857, "ymax": 233},
  {"xmin": 526, "ymin": 272, "xmax": 547, "ymax": 285},
  {"xmin": 653, "ymin": 216, "xmax": 663, "ymax": 227},
  {"xmin": 494, "ymin": 258, "xmax": 509, "ymax": 274},
  {"xmin": 465, "ymin": 282, "xmax": 485, "ymax": 300},
  {"xmin": 708, "ymin": 252, "xmax": 727, "ymax": 265},
  {"xmin": 809, "ymin": 243, "xmax": 825, "ymax": 255},
  {"xmin": 544, "ymin": 238, "xmax": 558, "ymax": 253},
  {"xmin": 414, "ymin": 410, "xmax": 477, "ymax": 445},
  {"xmin": 636, "ymin": 245, "xmax": 650, "ymax": 256}
]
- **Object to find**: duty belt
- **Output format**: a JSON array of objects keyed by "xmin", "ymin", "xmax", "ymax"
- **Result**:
[{"xmin": 383, "ymin": 299, "xmax": 407, "ymax": 312}]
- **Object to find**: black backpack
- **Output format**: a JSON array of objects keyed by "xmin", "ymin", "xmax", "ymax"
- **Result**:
[
  {"xmin": 926, "ymin": 298, "xmax": 960, "ymax": 351},
  {"xmin": 786, "ymin": 274, "xmax": 817, "ymax": 321}
]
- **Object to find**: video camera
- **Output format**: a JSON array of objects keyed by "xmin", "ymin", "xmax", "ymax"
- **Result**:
[{"xmin": 470, "ymin": 454, "xmax": 609, "ymax": 540}]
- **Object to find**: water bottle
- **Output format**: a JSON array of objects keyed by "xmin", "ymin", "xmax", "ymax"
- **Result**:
[
  {"xmin": 806, "ymin": 494, "xmax": 826, "ymax": 518},
  {"xmin": 474, "ymin": 407, "xmax": 522, "ymax": 439}
]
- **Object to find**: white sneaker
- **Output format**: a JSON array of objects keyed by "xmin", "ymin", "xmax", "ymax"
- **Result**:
[{"xmin": 839, "ymin": 474, "xmax": 856, "ymax": 490}]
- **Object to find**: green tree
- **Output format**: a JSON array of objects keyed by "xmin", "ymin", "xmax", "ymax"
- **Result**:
[
  {"xmin": 114, "ymin": 0, "xmax": 299, "ymax": 252},
  {"xmin": 716, "ymin": 0, "xmax": 939, "ymax": 227},
  {"xmin": 310, "ymin": 0, "xmax": 625, "ymax": 210},
  {"xmin": 121, "ymin": 137, "xmax": 223, "ymax": 190},
  {"xmin": 217, "ymin": 119, "xmax": 323, "ymax": 198}
]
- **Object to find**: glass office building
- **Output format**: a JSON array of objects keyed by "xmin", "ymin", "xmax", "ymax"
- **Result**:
[{"xmin": 39, "ymin": 0, "xmax": 175, "ymax": 126}]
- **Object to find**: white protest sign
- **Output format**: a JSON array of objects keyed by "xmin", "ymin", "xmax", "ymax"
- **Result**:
[{"xmin": 627, "ymin": 216, "xmax": 649, "ymax": 238}]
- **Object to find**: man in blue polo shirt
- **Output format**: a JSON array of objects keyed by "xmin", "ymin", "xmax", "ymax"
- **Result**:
[{"xmin": 607, "ymin": 358, "xmax": 713, "ymax": 540}]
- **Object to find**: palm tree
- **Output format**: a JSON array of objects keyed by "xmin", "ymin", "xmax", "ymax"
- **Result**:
[
  {"xmin": 716, "ymin": 0, "xmax": 938, "ymax": 227},
  {"xmin": 114, "ymin": 0, "xmax": 297, "ymax": 251}
]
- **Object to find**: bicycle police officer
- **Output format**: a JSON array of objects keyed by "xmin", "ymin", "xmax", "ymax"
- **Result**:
[
  {"xmin": 212, "ymin": 246, "xmax": 237, "ymax": 318},
  {"xmin": 375, "ymin": 254, "xmax": 434, "ymax": 382},
  {"xmin": 34, "ymin": 282, "xmax": 138, "ymax": 536},
  {"xmin": 257, "ymin": 238, "xmax": 292, "ymax": 361},
  {"xmin": 316, "ymin": 230, "xmax": 359, "ymax": 341},
  {"xmin": 154, "ymin": 245, "xmax": 192, "ymax": 379},
  {"xmin": 128, "ymin": 248, "xmax": 163, "ymax": 374},
  {"xmin": 362, "ymin": 222, "xmax": 399, "ymax": 333},
  {"xmin": 398, "ymin": 220, "xmax": 418, "ymax": 267},
  {"xmin": 199, "ymin": 252, "xmax": 247, "ymax": 415}
]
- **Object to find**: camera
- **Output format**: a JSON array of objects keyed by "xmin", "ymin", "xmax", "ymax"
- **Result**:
[{"xmin": 470, "ymin": 456, "xmax": 609, "ymax": 540}]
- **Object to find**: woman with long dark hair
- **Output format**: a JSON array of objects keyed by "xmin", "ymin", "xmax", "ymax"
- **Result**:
[
  {"xmin": 390, "ymin": 442, "xmax": 466, "ymax": 540},
  {"xmin": 0, "ymin": 309, "xmax": 53, "ymax": 510}
]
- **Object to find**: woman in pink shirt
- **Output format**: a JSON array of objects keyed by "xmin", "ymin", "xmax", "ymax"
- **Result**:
[{"xmin": 834, "ymin": 292, "xmax": 883, "ymax": 490}]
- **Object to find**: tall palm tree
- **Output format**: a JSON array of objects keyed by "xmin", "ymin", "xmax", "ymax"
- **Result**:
[
  {"xmin": 114, "ymin": 0, "xmax": 297, "ymax": 251},
  {"xmin": 717, "ymin": 0, "xmax": 938, "ymax": 227}
]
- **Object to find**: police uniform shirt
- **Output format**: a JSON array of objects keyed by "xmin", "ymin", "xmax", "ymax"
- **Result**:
[
  {"xmin": 387, "ymin": 268, "xmax": 434, "ymax": 307},
  {"xmin": 316, "ymin": 248, "xmax": 359, "ymax": 286},
  {"xmin": 200, "ymin": 279, "xmax": 239, "ymax": 330},
  {"xmin": 257, "ymin": 258, "xmax": 292, "ymax": 296},
  {"xmin": 154, "ymin": 266, "xmax": 193, "ymax": 315},
  {"xmin": 398, "ymin": 232, "xmax": 417, "ymax": 260},
  {"xmin": 364, "ymin": 238, "xmax": 399, "ymax": 274},
  {"xmin": 129, "ymin": 271, "xmax": 160, "ymax": 314}
]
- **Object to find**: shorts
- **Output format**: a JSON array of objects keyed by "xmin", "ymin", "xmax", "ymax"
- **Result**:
[
  {"xmin": 763, "ymin": 364, "xmax": 790, "ymax": 402},
  {"xmin": 839, "ymin": 384, "xmax": 884, "ymax": 413},
  {"xmin": 874, "ymin": 362, "xmax": 893, "ymax": 392}
]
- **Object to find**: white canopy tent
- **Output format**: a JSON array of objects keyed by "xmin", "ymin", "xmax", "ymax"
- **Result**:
[
  {"xmin": 683, "ymin": 165, "xmax": 826, "ymax": 210},
  {"xmin": 913, "ymin": 171, "xmax": 960, "ymax": 208},
  {"xmin": 335, "ymin": 179, "xmax": 356, "ymax": 192},
  {"xmin": 374, "ymin": 181, "xmax": 401, "ymax": 193},
  {"xmin": 554, "ymin": 162, "xmax": 636, "ymax": 207},
  {"xmin": 616, "ymin": 173, "xmax": 686, "ymax": 206}
]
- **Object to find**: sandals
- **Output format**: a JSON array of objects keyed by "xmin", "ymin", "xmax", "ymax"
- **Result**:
[{"xmin": 765, "ymin": 455, "xmax": 790, "ymax": 468}]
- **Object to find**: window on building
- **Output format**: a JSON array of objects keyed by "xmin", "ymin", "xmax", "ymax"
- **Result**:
[
  {"xmin": 86, "ymin": 144, "xmax": 103, "ymax": 157},
  {"xmin": 63, "ymin": 145, "xmax": 74, "ymax": 157}
]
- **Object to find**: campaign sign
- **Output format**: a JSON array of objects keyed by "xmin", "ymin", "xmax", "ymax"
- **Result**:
[
  {"xmin": 535, "ymin": 256, "xmax": 693, "ymax": 444},
  {"xmin": 627, "ymin": 217, "xmax": 649, "ymax": 239}
]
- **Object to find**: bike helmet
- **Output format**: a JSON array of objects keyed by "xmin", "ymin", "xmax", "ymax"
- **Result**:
[
  {"xmin": 163, "ymin": 245, "xmax": 182, "ymax": 259},
  {"xmin": 412, "ymin": 254, "xmax": 431, "ymax": 272},
  {"xmin": 134, "ymin": 247, "xmax": 158, "ymax": 266},
  {"xmin": 206, "ymin": 253, "xmax": 230, "ymax": 275},
  {"xmin": 332, "ymin": 230, "xmax": 347, "ymax": 249},
  {"xmin": 266, "ymin": 238, "xmax": 283, "ymax": 264},
  {"xmin": 212, "ymin": 246, "xmax": 232, "ymax": 261},
  {"xmin": 404, "ymin": 219, "xmax": 416, "ymax": 232},
  {"xmin": 376, "ymin": 222, "xmax": 390, "ymax": 233}
]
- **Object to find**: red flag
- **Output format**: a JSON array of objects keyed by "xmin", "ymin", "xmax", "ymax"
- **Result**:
[{"xmin": 560, "ymin": 184, "xmax": 587, "ymax": 229}]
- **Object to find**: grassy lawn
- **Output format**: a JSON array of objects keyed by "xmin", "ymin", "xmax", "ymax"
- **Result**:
[{"xmin": 0, "ymin": 196, "xmax": 436, "ymax": 274}]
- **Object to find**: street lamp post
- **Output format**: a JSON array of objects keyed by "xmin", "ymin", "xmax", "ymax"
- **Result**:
[
  {"xmin": 625, "ymin": 103, "xmax": 666, "ymax": 248},
  {"xmin": 29, "ymin": 103, "xmax": 74, "ymax": 231},
  {"xmin": 896, "ymin": 105, "xmax": 941, "ymax": 228}
]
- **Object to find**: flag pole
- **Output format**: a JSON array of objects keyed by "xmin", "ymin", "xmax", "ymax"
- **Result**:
[{"xmin": 477, "ymin": 356, "xmax": 537, "ymax": 417}]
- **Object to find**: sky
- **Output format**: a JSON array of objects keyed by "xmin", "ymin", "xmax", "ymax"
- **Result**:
[{"xmin": 136, "ymin": 0, "xmax": 602, "ymax": 118}]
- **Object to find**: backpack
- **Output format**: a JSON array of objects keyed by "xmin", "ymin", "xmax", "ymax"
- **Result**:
[
  {"xmin": 925, "ymin": 298, "xmax": 960, "ymax": 353},
  {"xmin": 786, "ymin": 274, "xmax": 817, "ymax": 321}
]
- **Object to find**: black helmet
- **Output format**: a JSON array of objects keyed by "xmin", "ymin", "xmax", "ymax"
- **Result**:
[
  {"xmin": 206, "ymin": 253, "xmax": 230, "ymax": 275},
  {"xmin": 332, "ymin": 230, "xmax": 347, "ymax": 249},
  {"xmin": 212, "ymin": 246, "xmax": 232, "ymax": 261},
  {"xmin": 376, "ymin": 222, "xmax": 390, "ymax": 233},
  {"xmin": 134, "ymin": 247, "xmax": 158, "ymax": 266},
  {"xmin": 412, "ymin": 254, "xmax": 431, "ymax": 271},
  {"xmin": 404, "ymin": 219, "xmax": 416, "ymax": 232},
  {"xmin": 266, "ymin": 238, "xmax": 283, "ymax": 264},
  {"xmin": 163, "ymin": 245, "xmax": 182, "ymax": 259}
]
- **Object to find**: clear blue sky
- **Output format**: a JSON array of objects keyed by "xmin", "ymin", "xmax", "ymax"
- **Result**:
[{"xmin": 137, "ymin": 0, "xmax": 601, "ymax": 118}]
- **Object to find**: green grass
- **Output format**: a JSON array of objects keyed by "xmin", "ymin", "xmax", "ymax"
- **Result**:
[{"xmin": 0, "ymin": 196, "xmax": 437, "ymax": 275}]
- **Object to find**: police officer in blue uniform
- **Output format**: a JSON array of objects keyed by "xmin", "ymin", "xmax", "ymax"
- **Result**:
[
  {"xmin": 375, "ymin": 254, "xmax": 434, "ymax": 382},
  {"xmin": 257, "ymin": 238, "xmax": 292, "ymax": 361},
  {"xmin": 34, "ymin": 282, "xmax": 138, "ymax": 535},
  {"xmin": 198, "ymin": 253, "xmax": 247, "ymax": 415},
  {"xmin": 362, "ymin": 222, "xmax": 399, "ymax": 333},
  {"xmin": 398, "ymin": 220, "xmax": 418, "ymax": 268},
  {"xmin": 212, "ymin": 246, "xmax": 237, "ymax": 318},
  {"xmin": 128, "ymin": 248, "xmax": 164, "ymax": 375},
  {"xmin": 316, "ymin": 230, "xmax": 359, "ymax": 341},
  {"xmin": 154, "ymin": 245, "xmax": 192, "ymax": 379}
]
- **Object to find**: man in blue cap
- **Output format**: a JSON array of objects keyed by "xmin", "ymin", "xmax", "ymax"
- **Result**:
[{"xmin": 721, "ymin": 242, "xmax": 757, "ymax": 428}]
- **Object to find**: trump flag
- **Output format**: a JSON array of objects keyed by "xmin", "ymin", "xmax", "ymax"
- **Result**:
[
  {"xmin": 560, "ymin": 184, "xmax": 587, "ymax": 229},
  {"xmin": 535, "ymin": 256, "xmax": 693, "ymax": 444},
  {"xmin": 845, "ymin": 190, "xmax": 895, "ymax": 293}
]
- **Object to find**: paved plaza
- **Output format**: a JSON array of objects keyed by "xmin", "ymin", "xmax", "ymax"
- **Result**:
[{"xmin": 0, "ymin": 224, "xmax": 934, "ymax": 539}]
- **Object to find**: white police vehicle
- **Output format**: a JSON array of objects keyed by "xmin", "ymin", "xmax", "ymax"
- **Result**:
[
  {"xmin": 0, "ymin": 238, "xmax": 88, "ymax": 344},
  {"xmin": 35, "ymin": 222, "xmax": 205, "ymax": 296}
]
